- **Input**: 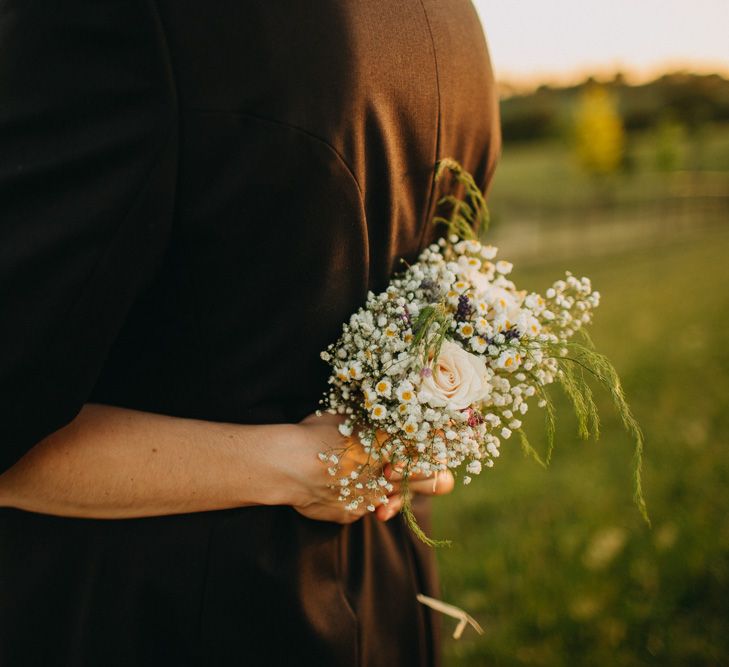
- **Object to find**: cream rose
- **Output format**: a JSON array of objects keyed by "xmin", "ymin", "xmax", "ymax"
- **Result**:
[{"xmin": 418, "ymin": 340, "xmax": 492, "ymax": 410}]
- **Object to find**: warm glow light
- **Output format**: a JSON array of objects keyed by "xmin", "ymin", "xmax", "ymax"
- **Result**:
[{"xmin": 472, "ymin": 0, "xmax": 729, "ymax": 88}]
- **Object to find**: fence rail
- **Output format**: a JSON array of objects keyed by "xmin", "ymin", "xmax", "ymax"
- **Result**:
[{"xmin": 488, "ymin": 195, "xmax": 729, "ymax": 264}]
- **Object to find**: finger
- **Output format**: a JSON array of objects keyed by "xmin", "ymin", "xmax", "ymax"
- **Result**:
[
  {"xmin": 383, "ymin": 463, "xmax": 424, "ymax": 482},
  {"xmin": 375, "ymin": 494, "xmax": 403, "ymax": 522},
  {"xmin": 407, "ymin": 470, "xmax": 455, "ymax": 496},
  {"xmin": 384, "ymin": 463, "xmax": 448, "ymax": 483},
  {"xmin": 385, "ymin": 481, "xmax": 401, "ymax": 496},
  {"xmin": 294, "ymin": 502, "xmax": 367, "ymax": 525},
  {"xmin": 340, "ymin": 510, "xmax": 367, "ymax": 524},
  {"xmin": 333, "ymin": 503, "xmax": 369, "ymax": 524}
]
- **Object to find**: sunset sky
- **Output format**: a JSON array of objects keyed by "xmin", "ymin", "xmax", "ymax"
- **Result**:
[{"xmin": 472, "ymin": 0, "xmax": 729, "ymax": 87}]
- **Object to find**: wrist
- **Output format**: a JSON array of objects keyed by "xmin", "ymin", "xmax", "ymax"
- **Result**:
[{"xmin": 237, "ymin": 423, "xmax": 308, "ymax": 508}]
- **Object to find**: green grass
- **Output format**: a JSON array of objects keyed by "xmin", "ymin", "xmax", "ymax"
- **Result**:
[
  {"xmin": 486, "ymin": 122, "xmax": 729, "ymax": 226},
  {"xmin": 433, "ymin": 231, "xmax": 729, "ymax": 666}
]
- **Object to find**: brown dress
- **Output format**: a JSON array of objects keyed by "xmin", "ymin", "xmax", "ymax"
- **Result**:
[{"xmin": 0, "ymin": 1, "xmax": 500, "ymax": 665}]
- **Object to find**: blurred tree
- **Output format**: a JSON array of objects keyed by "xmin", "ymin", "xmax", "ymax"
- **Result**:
[
  {"xmin": 612, "ymin": 71, "xmax": 627, "ymax": 87},
  {"xmin": 500, "ymin": 106, "xmax": 557, "ymax": 143},
  {"xmin": 654, "ymin": 116, "xmax": 685, "ymax": 172},
  {"xmin": 498, "ymin": 73, "xmax": 729, "ymax": 146},
  {"xmin": 573, "ymin": 85, "xmax": 626, "ymax": 178}
]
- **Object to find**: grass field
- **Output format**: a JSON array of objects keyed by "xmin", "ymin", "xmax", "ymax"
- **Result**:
[
  {"xmin": 432, "ymin": 131, "xmax": 729, "ymax": 666},
  {"xmin": 486, "ymin": 122, "xmax": 729, "ymax": 216}
]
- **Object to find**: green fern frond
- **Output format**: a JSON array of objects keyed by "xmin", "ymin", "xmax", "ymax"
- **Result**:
[
  {"xmin": 401, "ymin": 482, "xmax": 452, "ymax": 548},
  {"xmin": 433, "ymin": 158, "xmax": 490, "ymax": 239},
  {"xmin": 411, "ymin": 304, "xmax": 453, "ymax": 366},
  {"xmin": 556, "ymin": 358, "xmax": 600, "ymax": 442},
  {"xmin": 529, "ymin": 379, "xmax": 556, "ymax": 465},
  {"xmin": 517, "ymin": 429, "xmax": 547, "ymax": 468},
  {"xmin": 544, "ymin": 340, "xmax": 650, "ymax": 526},
  {"xmin": 576, "ymin": 326, "xmax": 596, "ymax": 350}
]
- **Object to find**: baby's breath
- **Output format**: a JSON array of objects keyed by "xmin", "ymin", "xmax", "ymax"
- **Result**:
[{"xmin": 318, "ymin": 159, "xmax": 649, "ymax": 542}]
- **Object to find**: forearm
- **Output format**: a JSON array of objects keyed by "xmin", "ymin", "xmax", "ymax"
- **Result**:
[{"xmin": 0, "ymin": 403, "xmax": 296, "ymax": 519}]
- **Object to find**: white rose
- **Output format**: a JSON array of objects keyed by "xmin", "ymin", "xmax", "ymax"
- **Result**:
[{"xmin": 418, "ymin": 340, "xmax": 492, "ymax": 410}]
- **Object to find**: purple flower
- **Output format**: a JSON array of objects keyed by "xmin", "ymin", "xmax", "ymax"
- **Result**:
[
  {"xmin": 400, "ymin": 305, "xmax": 413, "ymax": 328},
  {"xmin": 456, "ymin": 294, "xmax": 473, "ymax": 322}
]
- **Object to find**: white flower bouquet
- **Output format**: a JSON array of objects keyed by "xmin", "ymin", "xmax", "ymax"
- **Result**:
[{"xmin": 319, "ymin": 158, "xmax": 648, "ymax": 544}]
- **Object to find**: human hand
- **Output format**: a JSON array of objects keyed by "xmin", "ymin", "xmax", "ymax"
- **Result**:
[
  {"xmin": 285, "ymin": 412, "xmax": 453, "ymax": 525},
  {"xmin": 374, "ymin": 461, "xmax": 454, "ymax": 522},
  {"xmin": 282, "ymin": 412, "xmax": 379, "ymax": 524}
]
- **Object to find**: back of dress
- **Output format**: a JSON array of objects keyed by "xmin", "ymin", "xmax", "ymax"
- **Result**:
[{"xmin": 0, "ymin": 2, "xmax": 500, "ymax": 665}]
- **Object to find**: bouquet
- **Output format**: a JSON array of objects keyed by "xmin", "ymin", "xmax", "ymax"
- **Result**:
[{"xmin": 318, "ymin": 158, "xmax": 648, "ymax": 544}]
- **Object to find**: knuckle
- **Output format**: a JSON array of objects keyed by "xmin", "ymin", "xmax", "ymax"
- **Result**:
[{"xmin": 437, "ymin": 476, "xmax": 455, "ymax": 495}]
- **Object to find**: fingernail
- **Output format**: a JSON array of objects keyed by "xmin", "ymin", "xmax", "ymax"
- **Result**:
[{"xmin": 385, "ymin": 464, "xmax": 403, "ymax": 481}]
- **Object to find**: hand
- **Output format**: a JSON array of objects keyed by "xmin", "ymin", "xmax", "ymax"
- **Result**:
[
  {"xmin": 284, "ymin": 412, "xmax": 454, "ymax": 525},
  {"xmin": 283, "ymin": 412, "xmax": 375, "ymax": 524},
  {"xmin": 374, "ymin": 461, "xmax": 454, "ymax": 522}
]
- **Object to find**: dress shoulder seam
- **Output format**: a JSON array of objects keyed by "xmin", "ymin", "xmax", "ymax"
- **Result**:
[{"xmin": 181, "ymin": 106, "xmax": 365, "ymax": 206}]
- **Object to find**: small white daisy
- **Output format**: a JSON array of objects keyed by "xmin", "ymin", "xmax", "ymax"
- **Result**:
[{"xmin": 396, "ymin": 381, "xmax": 416, "ymax": 404}]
